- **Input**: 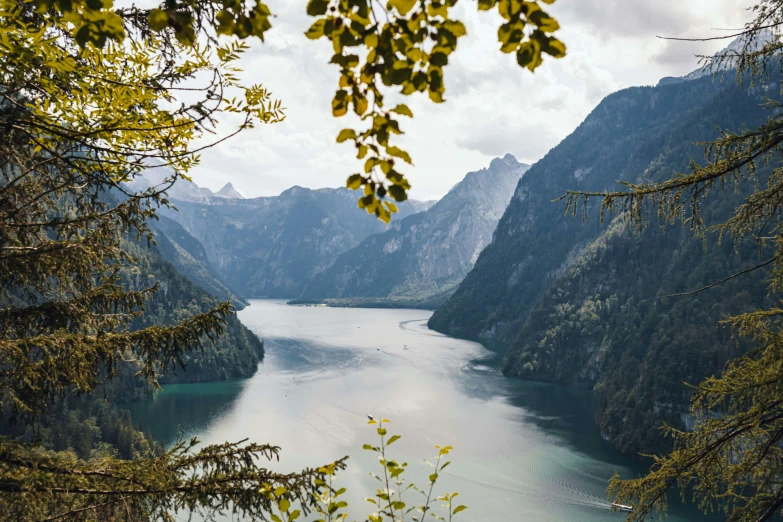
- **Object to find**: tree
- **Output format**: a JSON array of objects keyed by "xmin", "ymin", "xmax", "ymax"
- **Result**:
[
  {"xmin": 562, "ymin": 2, "xmax": 783, "ymax": 520},
  {"xmin": 0, "ymin": 0, "xmax": 562, "ymax": 519},
  {"xmin": 22, "ymin": 0, "xmax": 565, "ymax": 222}
]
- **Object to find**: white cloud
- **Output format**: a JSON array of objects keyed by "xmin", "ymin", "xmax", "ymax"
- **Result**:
[{"xmin": 180, "ymin": 0, "xmax": 755, "ymax": 201}]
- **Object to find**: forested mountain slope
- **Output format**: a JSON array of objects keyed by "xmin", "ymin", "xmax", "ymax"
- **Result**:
[
  {"xmin": 151, "ymin": 215, "xmax": 247, "ymax": 308},
  {"xmin": 130, "ymin": 239, "xmax": 264, "ymax": 384},
  {"xmin": 300, "ymin": 155, "xmax": 528, "ymax": 307},
  {"xmin": 160, "ymin": 186, "xmax": 428, "ymax": 297},
  {"xmin": 0, "ymin": 218, "xmax": 264, "ymax": 462},
  {"xmin": 430, "ymin": 74, "xmax": 770, "ymax": 340},
  {"xmin": 429, "ymin": 72, "xmax": 779, "ymax": 454}
]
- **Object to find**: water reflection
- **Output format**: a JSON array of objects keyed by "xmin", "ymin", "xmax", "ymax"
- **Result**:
[
  {"xmin": 126, "ymin": 380, "xmax": 246, "ymax": 445},
  {"xmin": 128, "ymin": 300, "xmax": 714, "ymax": 522}
]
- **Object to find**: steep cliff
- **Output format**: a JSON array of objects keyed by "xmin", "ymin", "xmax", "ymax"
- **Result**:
[
  {"xmin": 301, "ymin": 155, "xmax": 528, "ymax": 307},
  {"xmin": 429, "ymin": 71, "xmax": 778, "ymax": 454}
]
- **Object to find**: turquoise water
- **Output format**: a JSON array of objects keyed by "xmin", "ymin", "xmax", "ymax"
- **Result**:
[{"xmin": 128, "ymin": 299, "xmax": 712, "ymax": 521}]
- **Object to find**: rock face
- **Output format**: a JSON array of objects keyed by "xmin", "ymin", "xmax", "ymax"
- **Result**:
[
  {"xmin": 430, "ymin": 72, "xmax": 750, "ymax": 341},
  {"xmin": 301, "ymin": 155, "xmax": 528, "ymax": 307},
  {"xmin": 429, "ymin": 66, "xmax": 780, "ymax": 455},
  {"xmin": 158, "ymin": 186, "xmax": 428, "ymax": 298}
]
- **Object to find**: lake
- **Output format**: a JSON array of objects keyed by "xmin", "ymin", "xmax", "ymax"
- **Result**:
[{"xmin": 129, "ymin": 299, "xmax": 709, "ymax": 521}]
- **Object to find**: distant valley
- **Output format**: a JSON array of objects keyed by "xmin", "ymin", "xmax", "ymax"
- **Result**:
[
  {"xmin": 127, "ymin": 38, "xmax": 778, "ymax": 460},
  {"xmin": 133, "ymin": 158, "xmax": 523, "ymax": 307},
  {"xmin": 299, "ymin": 154, "xmax": 528, "ymax": 308}
]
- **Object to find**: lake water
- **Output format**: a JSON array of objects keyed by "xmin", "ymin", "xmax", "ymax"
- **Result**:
[{"xmin": 129, "ymin": 299, "xmax": 710, "ymax": 521}]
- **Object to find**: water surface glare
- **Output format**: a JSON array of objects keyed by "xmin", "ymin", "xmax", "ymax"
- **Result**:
[{"xmin": 130, "ymin": 300, "xmax": 710, "ymax": 522}]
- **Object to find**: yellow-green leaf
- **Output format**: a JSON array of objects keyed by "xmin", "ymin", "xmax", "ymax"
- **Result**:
[
  {"xmin": 149, "ymin": 9, "xmax": 169, "ymax": 31},
  {"xmin": 336, "ymin": 128, "xmax": 357, "ymax": 142},
  {"xmin": 391, "ymin": 104, "xmax": 413, "ymax": 117},
  {"xmin": 347, "ymin": 174, "xmax": 363, "ymax": 189},
  {"xmin": 305, "ymin": 19, "xmax": 327, "ymax": 40}
]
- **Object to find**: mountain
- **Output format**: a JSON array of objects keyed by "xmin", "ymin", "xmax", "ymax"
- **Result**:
[
  {"xmin": 158, "ymin": 186, "xmax": 430, "ymax": 298},
  {"xmin": 150, "ymin": 215, "xmax": 247, "ymax": 308},
  {"xmin": 125, "ymin": 166, "xmax": 216, "ymax": 202},
  {"xmin": 0, "ymin": 199, "xmax": 265, "ymax": 462},
  {"xmin": 659, "ymin": 29, "xmax": 775, "ymax": 86},
  {"xmin": 429, "ymin": 69, "xmax": 778, "ymax": 454},
  {"xmin": 131, "ymin": 237, "xmax": 264, "ymax": 384},
  {"xmin": 215, "ymin": 182, "xmax": 245, "ymax": 199},
  {"xmin": 299, "ymin": 155, "xmax": 528, "ymax": 308}
]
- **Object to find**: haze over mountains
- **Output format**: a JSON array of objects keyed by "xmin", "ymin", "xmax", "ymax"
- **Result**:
[
  {"xmin": 131, "ymin": 156, "xmax": 522, "ymax": 304},
  {"xmin": 121, "ymin": 34, "xmax": 780, "ymax": 458},
  {"xmin": 300, "ymin": 154, "xmax": 529, "ymax": 307},
  {"xmin": 127, "ymin": 174, "xmax": 436, "ymax": 298}
]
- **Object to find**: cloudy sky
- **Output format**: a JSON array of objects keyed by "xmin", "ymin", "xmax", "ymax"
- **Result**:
[{"xmin": 187, "ymin": 0, "xmax": 754, "ymax": 201}]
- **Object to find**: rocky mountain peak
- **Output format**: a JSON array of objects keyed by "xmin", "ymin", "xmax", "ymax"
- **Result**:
[
  {"xmin": 659, "ymin": 29, "xmax": 777, "ymax": 86},
  {"xmin": 490, "ymin": 153, "xmax": 521, "ymax": 171},
  {"xmin": 215, "ymin": 182, "xmax": 245, "ymax": 199}
]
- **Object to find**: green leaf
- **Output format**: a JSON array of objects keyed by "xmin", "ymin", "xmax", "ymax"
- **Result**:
[
  {"xmin": 306, "ymin": 19, "xmax": 326, "ymax": 39},
  {"xmin": 354, "ymin": 94, "xmax": 368, "ymax": 116},
  {"xmin": 149, "ymin": 9, "xmax": 169, "ymax": 31},
  {"xmin": 544, "ymin": 38, "xmax": 567, "ymax": 58},
  {"xmin": 443, "ymin": 20, "xmax": 467, "ymax": 37},
  {"xmin": 279, "ymin": 498, "xmax": 291, "ymax": 512},
  {"xmin": 387, "ymin": 434, "xmax": 401, "ymax": 445},
  {"xmin": 274, "ymin": 486, "xmax": 287, "ymax": 497},
  {"xmin": 336, "ymin": 128, "xmax": 357, "ymax": 143},
  {"xmin": 365, "ymin": 32, "xmax": 379, "ymax": 48},
  {"xmin": 516, "ymin": 40, "xmax": 543, "ymax": 71},
  {"xmin": 453, "ymin": 505, "xmax": 468, "ymax": 515},
  {"xmin": 290, "ymin": 510, "xmax": 301, "ymax": 521},
  {"xmin": 389, "ymin": 0, "xmax": 417, "ymax": 15},
  {"xmin": 389, "ymin": 185, "xmax": 408, "ymax": 201},
  {"xmin": 529, "ymin": 10, "xmax": 560, "ymax": 32},
  {"xmin": 391, "ymin": 104, "xmax": 413, "ymax": 118},
  {"xmin": 430, "ymin": 52, "xmax": 448, "ymax": 67},
  {"xmin": 306, "ymin": 0, "xmax": 330, "ymax": 16},
  {"xmin": 332, "ymin": 90, "xmax": 349, "ymax": 117},
  {"xmin": 387, "ymin": 146, "xmax": 412, "ymax": 164}
]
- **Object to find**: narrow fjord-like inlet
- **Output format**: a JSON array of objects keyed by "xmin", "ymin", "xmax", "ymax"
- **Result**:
[{"xmin": 130, "ymin": 300, "xmax": 709, "ymax": 521}]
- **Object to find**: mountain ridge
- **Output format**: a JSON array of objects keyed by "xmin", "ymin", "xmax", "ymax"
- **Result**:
[
  {"xmin": 428, "ymin": 67, "xmax": 778, "ymax": 455},
  {"xmin": 300, "ymin": 154, "xmax": 529, "ymax": 307},
  {"xmin": 155, "ymin": 183, "xmax": 431, "ymax": 298}
]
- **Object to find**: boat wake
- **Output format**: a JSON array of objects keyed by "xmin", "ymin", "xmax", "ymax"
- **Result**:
[{"xmin": 444, "ymin": 458, "xmax": 618, "ymax": 513}]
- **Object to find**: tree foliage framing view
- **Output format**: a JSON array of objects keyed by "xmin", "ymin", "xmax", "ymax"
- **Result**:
[
  {"xmin": 0, "ymin": 0, "xmax": 562, "ymax": 519},
  {"xmin": 562, "ymin": 1, "xmax": 783, "ymax": 520}
]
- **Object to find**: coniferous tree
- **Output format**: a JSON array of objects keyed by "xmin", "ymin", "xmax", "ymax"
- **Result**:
[
  {"xmin": 0, "ymin": 2, "xmax": 346, "ymax": 520},
  {"xmin": 0, "ymin": 0, "xmax": 562, "ymax": 519},
  {"xmin": 564, "ymin": 2, "xmax": 783, "ymax": 519}
]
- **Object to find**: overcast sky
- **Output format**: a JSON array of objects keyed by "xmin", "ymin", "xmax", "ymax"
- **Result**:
[{"xmin": 184, "ymin": 0, "xmax": 754, "ymax": 201}]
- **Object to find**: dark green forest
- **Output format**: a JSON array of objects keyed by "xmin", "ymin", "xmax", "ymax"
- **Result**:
[
  {"xmin": 430, "ymin": 72, "xmax": 781, "ymax": 455},
  {"xmin": 0, "ymin": 231, "xmax": 264, "ymax": 462}
]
